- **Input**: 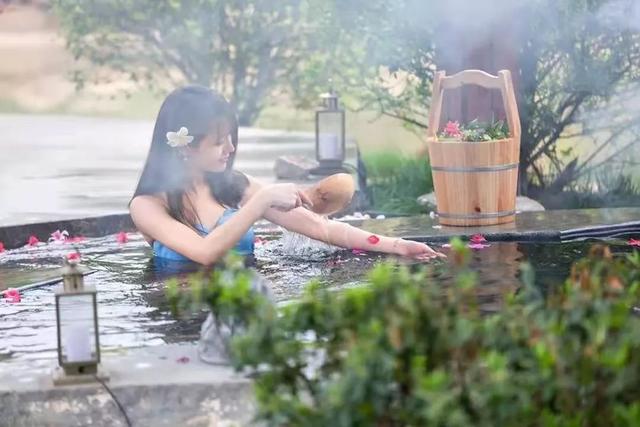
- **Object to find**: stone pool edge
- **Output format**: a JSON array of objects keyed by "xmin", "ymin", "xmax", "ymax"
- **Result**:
[
  {"xmin": 3, "ymin": 208, "xmax": 640, "ymax": 250},
  {"xmin": 0, "ymin": 343, "xmax": 255, "ymax": 427},
  {"xmin": 0, "ymin": 213, "xmax": 136, "ymax": 251}
]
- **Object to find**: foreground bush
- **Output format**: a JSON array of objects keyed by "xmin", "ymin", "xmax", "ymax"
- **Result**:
[{"xmin": 168, "ymin": 242, "xmax": 640, "ymax": 426}]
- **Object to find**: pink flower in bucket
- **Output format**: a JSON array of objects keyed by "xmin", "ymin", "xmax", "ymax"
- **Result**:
[
  {"xmin": 27, "ymin": 235, "xmax": 40, "ymax": 247},
  {"xmin": 48, "ymin": 229, "xmax": 69, "ymax": 244},
  {"xmin": 116, "ymin": 232, "xmax": 129, "ymax": 244},
  {"xmin": 2, "ymin": 288, "xmax": 21, "ymax": 303},
  {"xmin": 443, "ymin": 121, "xmax": 462, "ymax": 138},
  {"xmin": 628, "ymin": 238, "xmax": 640, "ymax": 247},
  {"xmin": 253, "ymin": 236, "xmax": 265, "ymax": 246}
]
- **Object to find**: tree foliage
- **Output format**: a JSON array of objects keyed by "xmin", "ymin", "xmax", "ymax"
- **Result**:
[
  {"xmin": 297, "ymin": 0, "xmax": 640, "ymax": 195},
  {"xmin": 53, "ymin": 0, "xmax": 310, "ymax": 125}
]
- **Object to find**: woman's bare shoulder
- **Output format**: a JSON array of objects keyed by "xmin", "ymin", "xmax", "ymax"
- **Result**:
[
  {"xmin": 130, "ymin": 193, "xmax": 168, "ymax": 209},
  {"xmin": 129, "ymin": 194, "xmax": 168, "ymax": 244}
]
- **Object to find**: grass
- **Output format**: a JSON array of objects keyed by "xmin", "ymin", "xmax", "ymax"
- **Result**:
[
  {"xmin": 362, "ymin": 150, "xmax": 433, "ymax": 214},
  {"xmin": 0, "ymin": 89, "xmax": 164, "ymax": 120},
  {"xmin": 255, "ymin": 105, "xmax": 425, "ymax": 154}
]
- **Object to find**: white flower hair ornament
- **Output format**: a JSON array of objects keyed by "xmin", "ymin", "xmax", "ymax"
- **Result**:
[{"xmin": 166, "ymin": 126, "xmax": 194, "ymax": 148}]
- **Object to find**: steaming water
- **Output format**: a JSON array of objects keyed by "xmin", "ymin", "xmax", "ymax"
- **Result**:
[{"xmin": 0, "ymin": 229, "xmax": 635, "ymax": 364}]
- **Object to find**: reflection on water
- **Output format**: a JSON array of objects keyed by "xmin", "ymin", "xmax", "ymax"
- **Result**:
[
  {"xmin": 0, "ymin": 232, "xmax": 634, "ymax": 363},
  {"xmin": 429, "ymin": 242, "xmax": 524, "ymax": 313}
]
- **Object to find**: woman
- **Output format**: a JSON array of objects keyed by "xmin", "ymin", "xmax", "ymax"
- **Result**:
[{"xmin": 130, "ymin": 85, "xmax": 444, "ymax": 264}]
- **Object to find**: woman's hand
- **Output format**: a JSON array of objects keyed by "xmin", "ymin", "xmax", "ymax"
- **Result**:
[
  {"xmin": 255, "ymin": 183, "xmax": 313, "ymax": 213},
  {"xmin": 394, "ymin": 238, "xmax": 446, "ymax": 260}
]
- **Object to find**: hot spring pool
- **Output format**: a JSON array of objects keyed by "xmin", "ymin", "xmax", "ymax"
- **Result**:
[{"xmin": 0, "ymin": 230, "xmax": 635, "ymax": 364}]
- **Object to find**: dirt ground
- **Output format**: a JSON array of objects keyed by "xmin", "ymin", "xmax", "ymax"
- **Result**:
[{"xmin": 0, "ymin": 3, "xmax": 75, "ymax": 111}]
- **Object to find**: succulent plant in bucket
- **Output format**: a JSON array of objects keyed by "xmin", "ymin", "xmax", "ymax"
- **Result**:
[{"xmin": 439, "ymin": 118, "xmax": 510, "ymax": 142}]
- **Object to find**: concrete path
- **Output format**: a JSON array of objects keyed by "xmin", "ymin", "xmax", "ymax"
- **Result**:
[
  {"xmin": 0, "ymin": 114, "xmax": 357, "ymax": 226},
  {"xmin": 0, "ymin": 343, "xmax": 255, "ymax": 426}
]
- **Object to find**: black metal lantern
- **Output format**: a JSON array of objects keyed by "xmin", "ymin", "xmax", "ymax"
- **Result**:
[
  {"xmin": 311, "ymin": 89, "xmax": 349, "ymax": 175},
  {"xmin": 53, "ymin": 257, "xmax": 103, "ymax": 385}
]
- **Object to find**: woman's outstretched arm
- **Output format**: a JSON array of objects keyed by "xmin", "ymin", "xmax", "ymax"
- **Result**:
[{"xmin": 244, "ymin": 176, "xmax": 445, "ymax": 260}]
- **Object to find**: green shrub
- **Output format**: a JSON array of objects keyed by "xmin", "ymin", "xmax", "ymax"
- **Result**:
[
  {"xmin": 168, "ymin": 242, "xmax": 640, "ymax": 426},
  {"xmin": 363, "ymin": 151, "xmax": 433, "ymax": 214}
]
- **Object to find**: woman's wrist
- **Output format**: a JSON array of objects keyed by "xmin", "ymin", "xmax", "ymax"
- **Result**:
[{"xmin": 391, "ymin": 237, "xmax": 404, "ymax": 255}]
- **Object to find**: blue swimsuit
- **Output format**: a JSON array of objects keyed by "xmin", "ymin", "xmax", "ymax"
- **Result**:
[{"xmin": 153, "ymin": 208, "xmax": 255, "ymax": 261}]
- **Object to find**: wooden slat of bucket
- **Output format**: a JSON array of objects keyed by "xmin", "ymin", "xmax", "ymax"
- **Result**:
[
  {"xmin": 426, "ymin": 69, "xmax": 521, "ymax": 226},
  {"xmin": 429, "ymin": 138, "xmax": 519, "ymax": 226}
]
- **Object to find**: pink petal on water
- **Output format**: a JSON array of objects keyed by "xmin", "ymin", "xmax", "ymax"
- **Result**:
[
  {"xmin": 67, "ymin": 252, "xmax": 81, "ymax": 262},
  {"xmin": 3, "ymin": 288, "xmax": 21, "ymax": 303},
  {"xmin": 27, "ymin": 235, "xmax": 39, "ymax": 246},
  {"xmin": 468, "ymin": 243, "xmax": 491, "ymax": 250},
  {"xmin": 49, "ymin": 229, "xmax": 69, "ymax": 243},
  {"xmin": 470, "ymin": 234, "xmax": 487, "ymax": 244},
  {"xmin": 116, "ymin": 232, "xmax": 129, "ymax": 244}
]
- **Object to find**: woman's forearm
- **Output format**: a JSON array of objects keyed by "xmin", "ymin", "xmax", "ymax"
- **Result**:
[
  {"xmin": 322, "ymin": 220, "xmax": 401, "ymax": 254},
  {"xmin": 200, "ymin": 197, "xmax": 264, "ymax": 263}
]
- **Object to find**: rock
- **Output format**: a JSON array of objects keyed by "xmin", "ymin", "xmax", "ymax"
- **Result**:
[
  {"xmin": 274, "ymin": 155, "xmax": 319, "ymax": 180},
  {"xmin": 515, "ymin": 196, "xmax": 546, "ymax": 212},
  {"xmin": 417, "ymin": 192, "xmax": 438, "ymax": 210},
  {"xmin": 417, "ymin": 192, "xmax": 545, "ymax": 212}
]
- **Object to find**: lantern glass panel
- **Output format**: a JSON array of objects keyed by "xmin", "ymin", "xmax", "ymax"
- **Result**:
[
  {"xmin": 58, "ymin": 294, "xmax": 97, "ymax": 364},
  {"xmin": 317, "ymin": 111, "xmax": 344, "ymax": 161}
]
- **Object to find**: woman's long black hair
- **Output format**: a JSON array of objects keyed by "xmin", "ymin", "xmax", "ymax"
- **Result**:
[{"xmin": 131, "ymin": 85, "xmax": 249, "ymax": 230}]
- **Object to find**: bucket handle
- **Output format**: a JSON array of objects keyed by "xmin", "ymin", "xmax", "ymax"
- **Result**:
[{"xmin": 427, "ymin": 69, "xmax": 521, "ymax": 143}]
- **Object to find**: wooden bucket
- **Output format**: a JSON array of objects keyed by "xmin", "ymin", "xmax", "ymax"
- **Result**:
[{"xmin": 426, "ymin": 69, "xmax": 521, "ymax": 226}]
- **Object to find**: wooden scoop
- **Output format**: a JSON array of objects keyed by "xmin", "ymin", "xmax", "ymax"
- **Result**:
[{"xmin": 302, "ymin": 173, "xmax": 356, "ymax": 215}]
